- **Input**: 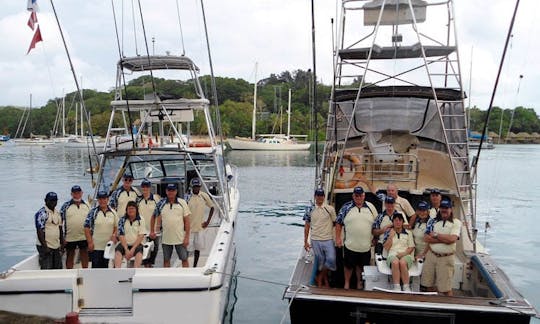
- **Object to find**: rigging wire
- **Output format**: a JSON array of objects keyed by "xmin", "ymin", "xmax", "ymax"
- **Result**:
[
  {"xmin": 471, "ymin": 0, "xmax": 521, "ymax": 177},
  {"xmin": 49, "ymin": 0, "xmax": 97, "ymax": 156},
  {"xmin": 175, "ymin": 0, "xmax": 186, "ymax": 56},
  {"xmin": 131, "ymin": 0, "xmax": 139, "ymax": 56},
  {"xmin": 311, "ymin": 0, "xmax": 319, "ymax": 187}
]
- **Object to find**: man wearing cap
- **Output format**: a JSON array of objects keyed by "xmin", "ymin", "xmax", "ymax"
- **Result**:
[
  {"xmin": 186, "ymin": 178, "xmax": 215, "ymax": 267},
  {"xmin": 109, "ymin": 173, "xmax": 140, "ymax": 218},
  {"xmin": 303, "ymin": 188, "xmax": 337, "ymax": 287},
  {"xmin": 412, "ymin": 201, "xmax": 431, "ymax": 261},
  {"xmin": 60, "ymin": 185, "xmax": 91, "ymax": 269},
  {"xmin": 84, "ymin": 191, "xmax": 118, "ymax": 268},
  {"xmin": 372, "ymin": 196, "xmax": 408, "ymax": 243},
  {"xmin": 151, "ymin": 183, "xmax": 191, "ymax": 268},
  {"xmin": 421, "ymin": 199, "xmax": 462, "ymax": 296},
  {"xmin": 382, "ymin": 213, "xmax": 415, "ymax": 291},
  {"xmin": 35, "ymin": 192, "xmax": 64, "ymax": 269},
  {"xmin": 385, "ymin": 183, "xmax": 415, "ymax": 222},
  {"xmin": 335, "ymin": 186, "xmax": 378, "ymax": 290},
  {"xmin": 114, "ymin": 201, "xmax": 146, "ymax": 268},
  {"xmin": 137, "ymin": 179, "xmax": 161, "ymax": 267},
  {"xmin": 429, "ymin": 189, "xmax": 442, "ymax": 218}
]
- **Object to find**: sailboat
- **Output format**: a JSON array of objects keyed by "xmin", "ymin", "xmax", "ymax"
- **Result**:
[
  {"xmin": 12, "ymin": 94, "xmax": 54, "ymax": 146},
  {"xmin": 227, "ymin": 68, "xmax": 311, "ymax": 151},
  {"xmin": 284, "ymin": 0, "xmax": 537, "ymax": 322},
  {"xmin": 0, "ymin": 2, "xmax": 238, "ymax": 323}
]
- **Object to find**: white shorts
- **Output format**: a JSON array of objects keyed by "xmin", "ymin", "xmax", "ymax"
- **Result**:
[{"xmin": 188, "ymin": 232, "xmax": 205, "ymax": 252}]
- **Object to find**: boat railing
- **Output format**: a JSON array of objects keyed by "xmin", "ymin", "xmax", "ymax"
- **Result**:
[{"xmin": 337, "ymin": 152, "xmax": 419, "ymax": 187}]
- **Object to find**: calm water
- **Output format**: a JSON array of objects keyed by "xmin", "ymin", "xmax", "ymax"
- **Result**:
[{"xmin": 0, "ymin": 144, "xmax": 538, "ymax": 323}]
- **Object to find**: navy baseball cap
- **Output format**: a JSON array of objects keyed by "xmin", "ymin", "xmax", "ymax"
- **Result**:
[
  {"xmin": 191, "ymin": 178, "xmax": 201, "ymax": 187},
  {"xmin": 384, "ymin": 196, "xmax": 395, "ymax": 204},
  {"xmin": 440, "ymin": 199, "xmax": 452, "ymax": 208},
  {"xmin": 430, "ymin": 188, "xmax": 441, "ymax": 195},
  {"xmin": 353, "ymin": 187, "xmax": 364, "ymax": 195},
  {"xmin": 166, "ymin": 183, "xmax": 178, "ymax": 190},
  {"xmin": 123, "ymin": 173, "xmax": 134, "ymax": 179},
  {"xmin": 141, "ymin": 179, "xmax": 152, "ymax": 187},
  {"xmin": 96, "ymin": 190, "xmax": 108, "ymax": 198},
  {"xmin": 314, "ymin": 188, "xmax": 325, "ymax": 196},
  {"xmin": 417, "ymin": 201, "xmax": 429, "ymax": 210},
  {"xmin": 71, "ymin": 185, "xmax": 82, "ymax": 193},
  {"xmin": 45, "ymin": 192, "xmax": 58, "ymax": 201}
]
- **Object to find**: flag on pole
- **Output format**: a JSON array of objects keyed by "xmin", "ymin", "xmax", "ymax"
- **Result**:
[
  {"xmin": 27, "ymin": 0, "xmax": 39, "ymax": 12},
  {"xmin": 27, "ymin": 11, "xmax": 38, "ymax": 30},
  {"xmin": 27, "ymin": 26, "xmax": 43, "ymax": 55}
]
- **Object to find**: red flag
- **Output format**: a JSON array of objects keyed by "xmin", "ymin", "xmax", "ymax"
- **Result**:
[
  {"xmin": 27, "ymin": 11, "xmax": 37, "ymax": 30},
  {"xmin": 27, "ymin": 26, "xmax": 43, "ymax": 55}
]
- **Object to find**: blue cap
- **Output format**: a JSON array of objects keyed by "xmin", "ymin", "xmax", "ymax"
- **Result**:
[
  {"xmin": 96, "ymin": 190, "xmax": 108, "ymax": 198},
  {"xmin": 440, "ymin": 199, "xmax": 452, "ymax": 208},
  {"xmin": 45, "ymin": 192, "xmax": 58, "ymax": 201},
  {"xmin": 384, "ymin": 196, "xmax": 395, "ymax": 204},
  {"xmin": 71, "ymin": 185, "xmax": 82, "ymax": 192},
  {"xmin": 166, "ymin": 183, "xmax": 178, "ymax": 190},
  {"xmin": 141, "ymin": 179, "xmax": 152, "ymax": 187},
  {"xmin": 191, "ymin": 178, "xmax": 201, "ymax": 187},
  {"xmin": 417, "ymin": 201, "xmax": 429, "ymax": 210},
  {"xmin": 123, "ymin": 173, "xmax": 134, "ymax": 179},
  {"xmin": 314, "ymin": 188, "xmax": 325, "ymax": 196},
  {"xmin": 353, "ymin": 187, "xmax": 364, "ymax": 195},
  {"xmin": 430, "ymin": 188, "xmax": 441, "ymax": 195}
]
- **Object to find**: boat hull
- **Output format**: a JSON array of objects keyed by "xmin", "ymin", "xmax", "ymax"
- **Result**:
[
  {"xmin": 227, "ymin": 138, "xmax": 311, "ymax": 151},
  {"xmin": 288, "ymin": 296, "xmax": 532, "ymax": 324}
]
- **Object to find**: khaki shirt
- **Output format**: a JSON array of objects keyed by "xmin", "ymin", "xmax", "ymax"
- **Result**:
[
  {"xmin": 137, "ymin": 194, "xmax": 160, "ymax": 232},
  {"xmin": 428, "ymin": 217, "xmax": 462, "ymax": 254},
  {"xmin": 394, "ymin": 196, "xmax": 415, "ymax": 218},
  {"xmin": 385, "ymin": 229, "xmax": 415, "ymax": 257},
  {"xmin": 111, "ymin": 187, "xmax": 140, "ymax": 217},
  {"xmin": 412, "ymin": 220, "xmax": 429, "ymax": 256},
  {"xmin": 156, "ymin": 198, "xmax": 191, "ymax": 245},
  {"xmin": 35, "ymin": 206, "xmax": 62, "ymax": 249},
  {"xmin": 305, "ymin": 203, "xmax": 336, "ymax": 241},
  {"xmin": 61, "ymin": 200, "xmax": 90, "ymax": 242},
  {"xmin": 187, "ymin": 192, "xmax": 214, "ymax": 233},
  {"xmin": 339, "ymin": 201, "xmax": 377, "ymax": 253},
  {"xmin": 85, "ymin": 207, "xmax": 118, "ymax": 251},
  {"xmin": 118, "ymin": 216, "xmax": 146, "ymax": 246}
]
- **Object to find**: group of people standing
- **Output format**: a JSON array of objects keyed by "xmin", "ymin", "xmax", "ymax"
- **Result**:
[
  {"xmin": 303, "ymin": 185, "xmax": 462, "ymax": 295},
  {"xmin": 34, "ymin": 173, "xmax": 215, "ymax": 270}
]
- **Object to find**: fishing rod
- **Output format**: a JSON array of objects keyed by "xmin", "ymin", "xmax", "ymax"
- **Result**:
[
  {"xmin": 311, "ymin": 0, "xmax": 319, "ymax": 186},
  {"xmin": 471, "ymin": 0, "xmax": 520, "ymax": 178}
]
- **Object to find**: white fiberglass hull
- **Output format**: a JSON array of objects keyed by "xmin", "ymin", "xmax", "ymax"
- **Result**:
[
  {"xmin": 227, "ymin": 138, "xmax": 311, "ymax": 151},
  {"xmin": 0, "ymin": 188, "xmax": 239, "ymax": 323}
]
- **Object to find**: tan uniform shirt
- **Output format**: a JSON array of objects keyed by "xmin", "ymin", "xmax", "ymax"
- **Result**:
[
  {"xmin": 342, "ymin": 202, "xmax": 377, "ymax": 253},
  {"xmin": 85, "ymin": 207, "xmax": 118, "ymax": 251},
  {"xmin": 157, "ymin": 198, "xmax": 191, "ymax": 245},
  {"xmin": 119, "ymin": 216, "xmax": 147, "ymax": 246},
  {"xmin": 386, "ymin": 229, "xmax": 415, "ymax": 257},
  {"xmin": 35, "ymin": 206, "xmax": 62, "ymax": 249},
  {"xmin": 429, "ymin": 217, "xmax": 462, "ymax": 254},
  {"xmin": 412, "ymin": 220, "xmax": 429, "ymax": 256},
  {"xmin": 306, "ymin": 203, "xmax": 336, "ymax": 241},
  {"xmin": 137, "ymin": 194, "xmax": 160, "ymax": 232},
  {"xmin": 394, "ymin": 196, "xmax": 415, "ymax": 218},
  {"xmin": 188, "ymin": 192, "xmax": 214, "ymax": 233},
  {"xmin": 62, "ymin": 201, "xmax": 90, "ymax": 242}
]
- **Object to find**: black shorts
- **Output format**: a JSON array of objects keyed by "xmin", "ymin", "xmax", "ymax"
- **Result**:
[
  {"xmin": 115, "ymin": 244, "xmax": 143, "ymax": 256},
  {"xmin": 66, "ymin": 240, "xmax": 88, "ymax": 250},
  {"xmin": 344, "ymin": 246, "xmax": 371, "ymax": 269}
]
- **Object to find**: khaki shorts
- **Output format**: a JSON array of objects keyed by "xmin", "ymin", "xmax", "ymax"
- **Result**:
[
  {"xmin": 421, "ymin": 250, "xmax": 455, "ymax": 292},
  {"xmin": 188, "ymin": 232, "xmax": 205, "ymax": 252},
  {"xmin": 386, "ymin": 254, "xmax": 414, "ymax": 269}
]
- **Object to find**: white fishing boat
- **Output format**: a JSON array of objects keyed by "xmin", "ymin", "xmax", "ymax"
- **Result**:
[
  {"xmin": 228, "ymin": 73, "xmax": 310, "ymax": 151},
  {"xmin": 0, "ymin": 4, "xmax": 238, "ymax": 323},
  {"xmin": 284, "ymin": 0, "xmax": 537, "ymax": 323}
]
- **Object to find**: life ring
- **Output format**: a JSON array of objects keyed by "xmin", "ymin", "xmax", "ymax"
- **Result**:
[
  {"xmin": 189, "ymin": 142, "xmax": 212, "ymax": 147},
  {"xmin": 334, "ymin": 154, "xmax": 364, "ymax": 189}
]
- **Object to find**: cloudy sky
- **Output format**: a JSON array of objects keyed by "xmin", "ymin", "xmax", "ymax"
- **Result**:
[{"xmin": 0, "ymin": 0, "xmax": 538, "ymax": 114}]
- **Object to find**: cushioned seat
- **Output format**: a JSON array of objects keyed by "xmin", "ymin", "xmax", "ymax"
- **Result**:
[{"xmin": 103, "ymin": 238, "xmax": 154, "ymax": 265}]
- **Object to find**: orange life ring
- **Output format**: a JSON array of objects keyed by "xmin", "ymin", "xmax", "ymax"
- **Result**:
[
  {"xmin": 189, "ymin": 142, "xmax": 212, "ymax": 147},
  {"xmin": 334, "ymin": 154, "xmax": 364, "ymax": 189}
]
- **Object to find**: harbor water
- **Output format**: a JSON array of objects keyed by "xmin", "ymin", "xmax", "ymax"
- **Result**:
[{"xmin": 0, "ymin": 144, "xmax": 538, "ymax": 323}]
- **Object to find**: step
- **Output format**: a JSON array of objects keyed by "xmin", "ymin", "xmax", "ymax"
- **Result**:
[{"xmin": 79, "ymin": 307, "xmax": 133, "ymax": 317}]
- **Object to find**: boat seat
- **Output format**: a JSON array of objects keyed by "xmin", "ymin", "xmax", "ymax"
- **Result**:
[
  {"xmin": 103, "ymin": 238, "xmax": 154, "ymax": 262},
  {"xmin": 364, "ymin": 132, "xmax": 401, "ymax": 163},
  {"xmin": 375, "ymin": 249, "xmax": 423, "ymax": 291}
]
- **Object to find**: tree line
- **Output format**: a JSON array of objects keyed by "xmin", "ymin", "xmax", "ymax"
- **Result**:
[{"xmin": 0, "ymin": 70, "xmax": 538, "ymax": 140}]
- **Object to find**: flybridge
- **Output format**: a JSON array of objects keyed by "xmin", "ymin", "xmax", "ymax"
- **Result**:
[{"xmin": 120, "ymin": 55, "xmax": 200, "ymax": 72}]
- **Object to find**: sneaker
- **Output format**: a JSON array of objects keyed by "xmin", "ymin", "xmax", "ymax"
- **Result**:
[
  {"xmin": 393, "ymin": 284, "xmax": 401, "ymax": 291},
  {"xmin": 402, "ymin": 284, "xmax": 411, "ymax": 292}
]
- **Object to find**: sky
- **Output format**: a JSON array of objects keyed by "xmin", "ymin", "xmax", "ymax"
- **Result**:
[{"xmin": 0, "ymin": 0, "xmax": 538, "ymax": 114}]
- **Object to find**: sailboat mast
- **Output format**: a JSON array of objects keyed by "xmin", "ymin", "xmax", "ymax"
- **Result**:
[
  {"xmin": 287, "ymin": 88, "xmax": 291, "ymax": 138},
  {"xmin": 62, "ymin": 95, "xmax": 66, "ymax": 137},
  {"xmin": 75, "ymin": 103, "xmax": 78, "ymax": 137},
  {"xmin": 252, "ymin": 62, "xmax": 258, "ymax": 140}
]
